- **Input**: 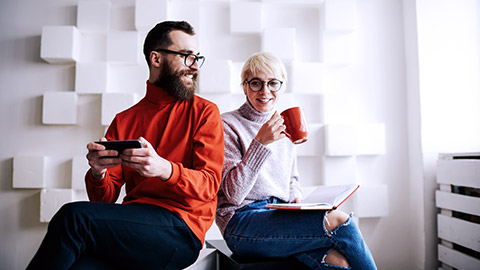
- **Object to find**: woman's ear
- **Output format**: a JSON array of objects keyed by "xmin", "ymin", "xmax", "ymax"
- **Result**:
[{"xmin": 150, "ymin": 51, "xmax": 162, "ymax": 68}]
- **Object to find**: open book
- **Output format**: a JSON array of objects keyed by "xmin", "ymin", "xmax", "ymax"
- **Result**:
[{"xmin": 265, "ymin": 184, "xmax": 360, "ymax": 210}]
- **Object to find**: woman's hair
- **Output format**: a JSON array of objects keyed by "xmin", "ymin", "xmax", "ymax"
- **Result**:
[
  {"xmin": 143, "ymin": 21, "xmax": 195, "ymax": 67},
  {"xmin": 241, "ymin": 52, "xmax": 288, "ymax": 83}
]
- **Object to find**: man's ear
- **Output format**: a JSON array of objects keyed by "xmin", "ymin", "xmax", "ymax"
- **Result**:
[{"xmin": 150, "ymin": 51, "xmax": 162, "ymax": 68}]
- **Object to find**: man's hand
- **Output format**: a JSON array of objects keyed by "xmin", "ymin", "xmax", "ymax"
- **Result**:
[
  {"xmin": 86, "ymin": 137, "xmax": 122, "ymax": 180},
  {"xmin": 254, "ymin": 111, "xmax": 286, "ymax": 146},
  {"xmin": 121, "ymin": 137, "xmax": 173, "ymax": 180}
]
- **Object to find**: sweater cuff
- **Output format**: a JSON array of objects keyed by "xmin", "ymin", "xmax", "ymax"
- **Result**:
[
  {"xmin": 165, "ymin": 161, "xmax": 181, "ymax": 185},
  {"xmin": 244, "ymin": 139, "xmax": 272, "ymax": 171},
  {"xmin": 85, "ymin": 168, "xmax": 108, "ymax": 187}
]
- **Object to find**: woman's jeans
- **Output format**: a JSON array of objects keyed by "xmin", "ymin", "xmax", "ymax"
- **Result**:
[
  {"xmin": 223, "ymin": 198, "xmax": 377, "ymax": 270},
  {"xmin": 27, "ymin": 201, "xmax": 201, "ymax": 270}
]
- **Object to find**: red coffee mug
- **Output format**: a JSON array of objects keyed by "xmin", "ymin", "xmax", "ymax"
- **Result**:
[{"xmin": 281, "ymin": 107, "xmax": 308, "ymax": 144}]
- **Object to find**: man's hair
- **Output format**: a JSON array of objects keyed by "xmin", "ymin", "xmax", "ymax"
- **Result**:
[
  {"xmin": 241, "ymin": 52, "xmax": 288, "ymax": 83},
  {"xmin": 143, "ymin": 21, "xmax": 195, "ymax": 67}
]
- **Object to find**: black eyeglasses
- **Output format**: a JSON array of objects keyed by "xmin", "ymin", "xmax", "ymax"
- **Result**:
[
  {"xmin": 244, "ymin": 78, "xmax": 283, "ymax": 92},
  {"xmin": 154, "ymin": 49, "xmax": 205, "ymax": 68}
]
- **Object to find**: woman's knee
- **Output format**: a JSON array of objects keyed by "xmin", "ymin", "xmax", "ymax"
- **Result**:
[
  {"xmin": 324, "ymin": 210, "xmax": 349, "ymax": 231},
  {"xmin": 324, "ymin": 249, "xmax": 350, "ymax": 267}
]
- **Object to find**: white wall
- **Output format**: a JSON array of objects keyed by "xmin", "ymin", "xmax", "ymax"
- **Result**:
[{"xmin": 1, "ymin": 0, "xmax": 479, "ymax": 269}]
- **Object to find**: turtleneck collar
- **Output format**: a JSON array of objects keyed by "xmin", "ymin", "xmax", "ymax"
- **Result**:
[
  {"xmin": 239, "ymin": 99, "xmax": 274, "ymax": 123},
  {"xmin": 144, "ymin": 81, "xmax": 178, "ymax": 105}
]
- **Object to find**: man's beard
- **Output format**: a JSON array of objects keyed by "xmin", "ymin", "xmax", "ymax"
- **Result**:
[{"xmin": 154, "ymin": 62, "xmax": 198, "ymax": 100}]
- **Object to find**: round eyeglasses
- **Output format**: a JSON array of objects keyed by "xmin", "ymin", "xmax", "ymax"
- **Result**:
[
  {"xmin": 244, "ymin": 78, "xmax": 283, "ymax": 92},
  {"xmin": 154, "ymin": 49, "xmax": 205, "ymax": 68}
]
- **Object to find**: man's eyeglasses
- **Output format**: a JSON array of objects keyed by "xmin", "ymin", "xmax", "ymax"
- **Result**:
[
  {"xmin": 244, "ymin": 78, "xmax": 283, "ymax": 92},
  {"xmin": 154, "ymin": 49, "xmax": 205, "ymax": 68}
]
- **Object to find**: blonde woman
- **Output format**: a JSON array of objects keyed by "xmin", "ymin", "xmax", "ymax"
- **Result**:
[{"xmin": 216, "ymin": 52, "xmax": 377, "ymax": 270}]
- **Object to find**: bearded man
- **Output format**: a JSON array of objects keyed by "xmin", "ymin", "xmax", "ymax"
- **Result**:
[{"xmin": 27, "ymin": 21, "xmax": 224, "ymax": 270}]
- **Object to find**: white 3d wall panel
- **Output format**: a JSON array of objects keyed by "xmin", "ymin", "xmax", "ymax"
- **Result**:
[
  {"xmin": 42, "ymin": 92, "xmax": 78, "ymax": 125},
  {"xmin": 40, "ymin": 26, "xmax": 81, "ymax": 64},
  {"xmin": 13, "ymin": 156, "xmax": 47, "ymax": 189}
]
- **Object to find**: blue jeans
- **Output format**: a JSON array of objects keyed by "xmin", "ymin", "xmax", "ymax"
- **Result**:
[
  {"xmin": 27, "ymin": 201, "xmax": 201, "ymax": 270},
  {"xmin": 223, "ymin": 198, "xmax": 377, "ymax": 270}
]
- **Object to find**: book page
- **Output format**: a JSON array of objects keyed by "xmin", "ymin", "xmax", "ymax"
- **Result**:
[{"xmin": 265, "ymin": 184, "xmax": 359, "ymax": 210}]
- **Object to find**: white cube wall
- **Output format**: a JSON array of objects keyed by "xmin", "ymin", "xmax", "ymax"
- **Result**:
[
  {"xmin": 13, "ymin": 156, "xmax": 47, "ymax": 189},
  {"xmin": 106, "ymin": 32, "xmax": 140, "ymax": 64},
  {"xmin": 33, "ymin": 2, "xmax": 385, "ymax": 227},
  {"xmin": 230, "ymin": 2, "xmax": 263, "ymax": 33},
  {"xmin": 356, "ymin": 123, "xmax": 386, "ymax": 155},
  {"xmin": 75, "ymin": 62, "xmax": 108, "ymax": 94},
  {"xmin": 41, "ymin": 26, "xmax": 81, "ymax": 64},
  {"xmin": 42, "ymin": 92, "xmax": 78, "ymax": 125},
  {"xmin": 77, "ymin": 0, "xmax": 111, "ymax": 32},
  {"xmin": 354, "ymin": 184, "xmax": 389, "ymax": 218},
  {"xmin": 40, "ymin": 189, "xmax": 73, "ymax": 222},
  {"xmin": 262, "ymin": 28, "xmax": 296, "ymax": 62},
  {"xmin": 135, "ymin": 0, "xmax": 168, "ymax": 31},
  {"xmin": 324, "ymin": 0, "xmax": 357, "ymax": 32},
  {"xmin": 323, "ymin": 156, "xmax": 357, "ymax": 186},
  {"xmin": 101, "ymin": 93, "xmax": 138, "ymax": 126},
  {"xmin": 199, "ymin": 59, "xmax": 232, "ymax": 93},
  {"xmin": 168, "ymin": 1, "xmax": 200, "ymax": 29},
  {"xmin": 323, "ymin": 33, "xmax": 354, "ymax": 67},
  {"xmin": 71, "ymin": 156, "xmax": 90, "ymax": 190},
  {"xmin": 290, "ymin": 61, "xmax": 324, "ymax": 94},
  {"xmin": 324, "ymin": 124, "xmax": 357, "ymax": 156}
]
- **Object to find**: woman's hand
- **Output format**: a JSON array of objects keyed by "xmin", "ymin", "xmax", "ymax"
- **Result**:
[
  {"xmin": 120, "ymin": 137, "xmax": 173, "ymax": 180},
  {"xmin": 291, "ymin": 197, "xmax": 302, "ymax": 203},
  {"xmin": 255, "ymin": 111, "xmax": 286, "ymax": 146}
]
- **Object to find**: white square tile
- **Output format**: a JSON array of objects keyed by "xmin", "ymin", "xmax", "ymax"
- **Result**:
[
  {"xmin": 77, "ymin": 0, "xmax": 111, "ymax": 32},
  {"xmin": 324, "ymin": 123, "xmax": 357, "ymax": 156},
  {"xmin": 230, "ymin": 2, "xmax": 263, "ymax": 33},
  {"xmin": 324, "ymin": 0, "xmax": 357, "ymax": 32},
  {"xmin": 199, "ymin": 59, "xmax": 232, "ymax": 93},
  {"xmin": 13, "ymin": 156, "xmax": 47, "ymax": 189},
  {"xmin": 42, "ymin": 92, "xmax": 78, "ymax": 125},
  {"xmin": 290, "ymin": 61, "xmax": 325, "ymax": 94},
  {"xmin": 41, "ymin": 26, "xmax": 81, "ymax": 64},
  {"xmin": 135, "ymin": 0, "xmax": 168, "ymax": 31},
  {"xmin": 40, "ymin": 189, "xmax": 74, "ymax": 222},
  {"xmin": 75, "ymin": 62, "xmax": 108, "ymax": 94},
  {"xmin": 262, "ymin": 28, "xmax": 296, "ymax": 62},
  {"xmin": 106, "ymin": 31, "xmax": 140, "ymax": 64},
  {"xmin": 323, "ymin": 156, "xmax": 357, "ymax": 186}
]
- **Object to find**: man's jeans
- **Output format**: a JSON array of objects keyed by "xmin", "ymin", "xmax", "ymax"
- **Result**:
[
  {"xmin": 223, "ymin": 198, "xmax": 377, "ymax": 270},
  {"xmin": 27, "ymin": 201, "xmax": 201, "ymax": 270}
]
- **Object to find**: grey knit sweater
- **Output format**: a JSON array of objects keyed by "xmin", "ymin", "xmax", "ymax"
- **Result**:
[{"xmin": 215, "ymin": 101, "xmax": 302, "ymax": 235}]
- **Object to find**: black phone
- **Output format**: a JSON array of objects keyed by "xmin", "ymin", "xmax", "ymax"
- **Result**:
[{"xmin": 95, "ymin": 140, "xmax": 142, "ymax": 157}]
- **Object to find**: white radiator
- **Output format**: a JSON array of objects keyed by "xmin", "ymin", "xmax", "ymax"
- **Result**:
[{"xmin": 436, "ymin": 153, "xmax": 480, "ymax": 270}]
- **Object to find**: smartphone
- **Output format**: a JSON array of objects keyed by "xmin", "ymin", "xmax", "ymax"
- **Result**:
[{"xmin": 95, "ymin": 140, "xmax": 142, "ymax": 157}]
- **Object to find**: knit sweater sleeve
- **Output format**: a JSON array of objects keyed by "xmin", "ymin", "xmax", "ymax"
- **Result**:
[{"xmin": 221, "ymin": 119, "xmax": 271, "ymax": 206}]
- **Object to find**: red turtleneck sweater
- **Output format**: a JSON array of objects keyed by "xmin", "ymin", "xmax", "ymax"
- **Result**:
[{"xmin": 85, "ymin": 81, "xmax": 224, "ymax": 243}]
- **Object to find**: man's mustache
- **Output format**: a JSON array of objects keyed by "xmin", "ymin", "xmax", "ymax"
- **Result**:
[{"xmin": 177, "ymin": 70, "xmax": 198, "ymax": 81}]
